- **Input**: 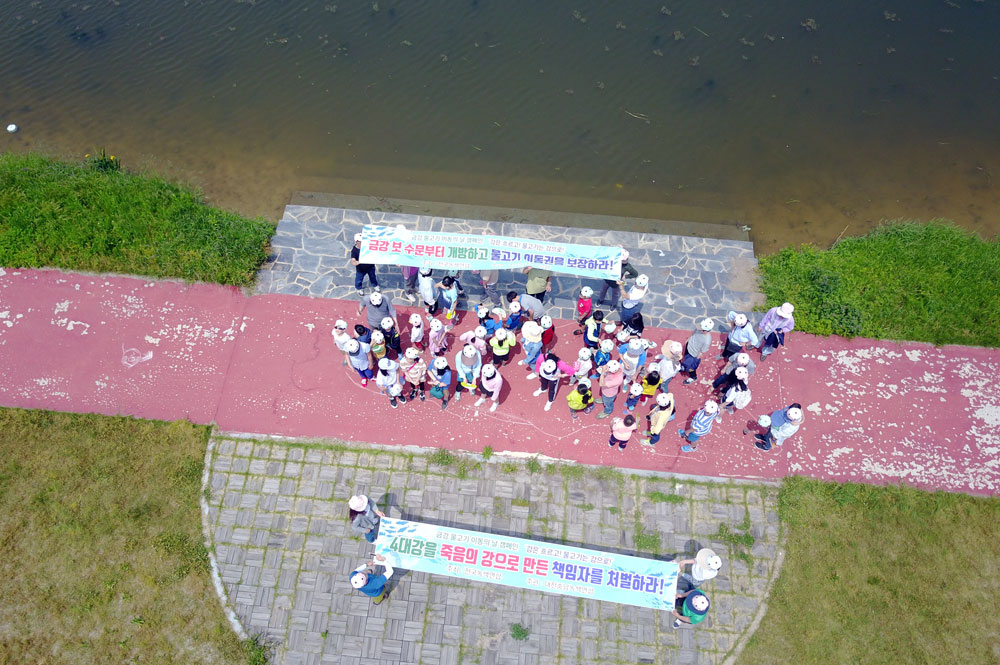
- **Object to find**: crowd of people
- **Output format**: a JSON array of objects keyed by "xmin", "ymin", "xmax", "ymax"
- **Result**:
[{"xmin": 340, "ymin": 236, "xmax": 805, "ymax": 454}]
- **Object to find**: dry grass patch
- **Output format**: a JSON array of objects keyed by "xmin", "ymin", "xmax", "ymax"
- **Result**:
[{"xmin": 0, "ymin": 408, "xmax": 266, "ymax": 664}]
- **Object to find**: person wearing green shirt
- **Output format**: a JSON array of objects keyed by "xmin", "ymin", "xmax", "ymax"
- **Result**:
[
  {"xmin": 522, "ymin": 267, "xmax": 554, "ymax": 303},
  {"xmin": 672, "ymin": 588, "xmax": 710, "ymax": 628}
]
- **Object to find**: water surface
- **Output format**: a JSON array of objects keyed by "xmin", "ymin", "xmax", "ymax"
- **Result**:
[{"xmin": 1, "ymin": 0, "xmax": 998, "ymax": 250}]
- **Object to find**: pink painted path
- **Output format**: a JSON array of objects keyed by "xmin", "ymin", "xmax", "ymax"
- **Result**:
[{"xmin": 1, "ymin": 268, "xmax": 998, "ymax": 496}]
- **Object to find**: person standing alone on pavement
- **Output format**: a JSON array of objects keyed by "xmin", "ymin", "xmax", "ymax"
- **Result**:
[{"xmin": 349, "ymin": 233, "xmax": 378, "ymax": 296}]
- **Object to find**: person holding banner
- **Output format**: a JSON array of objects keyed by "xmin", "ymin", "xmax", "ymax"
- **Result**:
[
  {"xmin": 597, "ymin": 248, "xmax": 638, "ymax": 311},
  {"xmin": 473, "ymin": 269, "xmax": 502, "ymax": 309},
  {"xmin": 522, "ymin": 267, "xmax": 554, "ymax": 303},
  {"xmin": 672, "ymin": 588, "xmax": 711, "ymax": 628},
  {"xmin": 348, "ymin": 494, "xmax": 386, "ymax": 543},
  {"xmin": 349, "ymin": 553, "xmax": 394, "ymax": 605},
  {"xmin": 350, "ymin": 233, "xmax": 379, "ymax": 296}
]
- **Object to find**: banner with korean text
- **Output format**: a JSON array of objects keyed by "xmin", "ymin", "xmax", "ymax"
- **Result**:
[
  {"xmin": 358, "ymin": 225, "xmax": 622, "ymax": 280},
  {"xmin": 374, "ymin": 518, "xmax": 678, "ymax": 610}
]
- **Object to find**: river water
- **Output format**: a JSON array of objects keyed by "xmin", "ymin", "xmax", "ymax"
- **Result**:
[{"xmin": 1, "ymin": 0, "xmax": 998, "ymax": 251}]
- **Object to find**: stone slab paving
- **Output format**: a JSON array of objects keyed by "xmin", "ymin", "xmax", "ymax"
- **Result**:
[
  {"xmin": 204, "ymin": 435, "xmax": 782, "ymax": 665},
  {"xmin": 255, "ymin": 205, "xmax": 763, "ymax": 331}
]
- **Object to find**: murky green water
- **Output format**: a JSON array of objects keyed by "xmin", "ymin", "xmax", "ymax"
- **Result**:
[{"xmin": 1, "ymin": 0, "xmax": 998, "ymax": 251}]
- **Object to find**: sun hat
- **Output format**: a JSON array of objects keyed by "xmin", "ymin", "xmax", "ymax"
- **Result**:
[
  {"xmin": 778, "ymin": 302, "xmax": 795, "ymax": 318},
  {"xmin": 655, "ymin": 392, "xmax": 673, "ymax": 408},
  {"xmin": 604, "ymin": 321, "xmax": 618, "ymax": 335},
  {"xmin": 381, "ymin": 317, "xmax": 394, "ymax": 330},
  {"xmin": 578, "ymin": 377, "xmax": 592, "ymax": 389},
  {"xmin": 646, "ymin": 362, "xmax": 660, "ymax": 374},
  {"xmin": 378, "ymin": 357, "xmax": 393, "ymax": 371},
  {"xmin": 616, "ymin": 330, "xmax": 630, "ymax": 343},
  {"xmin": 433, "ymin": 356, "xmax": 448, "ymax": 369},
  {"xmin": 369, "ymin": 291, "xmax": 384, "ymax": 305},
  {"xmin": 430, "ymin": 319, "xmax": 443, "ymax": 331},
  {"xmin": 606, "ymin": 360, "xmax": 621, "ymax": 373},
  {"xmin": 736, "ymin": 352, "xmax": 750, "ymax": 366},
  {"xmin": 542, "ymin": 359, "xmax": 557, "ymax": 374},
  {"xmin": 389, "ymin": 383, "xmax": 402, "ymax": 396},
  {"xmin": 757, "ymin": 414, "xmax": 772, "ymax": 427},
  {"xmin": 350, "ymin": 572, "xmax": 366, "ymax": 589},
  {"xmin": 599, "ymin": 338, "xmax": 614, "ymax": 353},
  {"xmin": 733, "ymin": 313, "xmax": 748, "ymax": 327},
  {"xmin": 404, "ymin": 347, "xmax": 420, "ymax": 360},
  {"xmin": 580, "ymin": 286, "xmax": 594, "ymax": 298},
  {"xmin": 371, "ymin": 330, "xmax": 384, "ymax": 343},
  {"xmin": 703, "ymin": 400, "xmax": 719, "ymax": 414},
  {"xmin": 462, "ymin": 345, "xmax": 477, "ymax": 358},
  {"xmin": 636, "ymin": 274, "xmax": 649, "ymax": 288},
  {"xmin": 540, "ymin": 315, "xmax": 553, "ymax": 329},
  {"xmin": 334, "ymin": 319, "xmax": 348, "ymax": 330},
  {"xmin": 494, "ymin": 328, "xmax": 508, "ymax": 340},
  {"xmin": 522, "ymin": 320, "xmax": 542, "ymax": 343},
  {"xmin": 491, "ymin": 307, "xmax": 507, "ymax": 319},
  {"xmin": 735, "ymin": 366, "xmax": 749, "ymax": 381},
  {"xmin": 620, "ymin": 249, "xmax": 630, "ymax": 262},
  {"xmin": 354, "ymin": 233, "xmax": 363, "ymax": 242},
  {"xmin": 509, "ymin": 301, "xmax": 521, "ymax": 313},
  {"xmin": 578, "ymin": 348, "xmax": 592, "ymax": 360},
  {"xmin": 626, "ymin": 339, "xmax": 643, "ymax": 355},
  {"xmin": 629, "ymin": 383, "xmax": 643, "ymax": 396},
  {"xmin": 699, "ymin": 318, "xmax": 714, "ymax": 331},
  {"xmin": 473, "ymin": 325, "xmax": 487, "ymax": 338},
  {"xmin": 476, "ymin": 305, "xmax": 489, "ymax": 318},
  {"xmin": 408, "ymin": 313, "xmax": 422, "ymax": 326},
  {"xmin": 482, "ymin": 363, "xmax": 496, "ymax": 377},
  {"xmin": 349, "ymin": 495, "xmax": 369, "ymax": 512},
  {"xmin": 787, "ymin": 407, "xmax": 804, "ymax": 422},
  {"xmin": 345, "ymin": 339, "xmax": 360, "ymax": 354}
]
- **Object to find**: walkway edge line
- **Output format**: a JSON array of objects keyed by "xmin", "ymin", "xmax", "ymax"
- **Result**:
[
  {"xmin": 200, "ymin": 436, "xmax": 249, "ymax": 641},
  {"xmin": 722, "ymin": 547, "xmax": 787, "ymax": 665}
]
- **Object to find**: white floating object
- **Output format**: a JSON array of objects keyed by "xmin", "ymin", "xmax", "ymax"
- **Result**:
[{"xmin": 6, "ymin": 124, "xmax": 18, "ymax": 133}]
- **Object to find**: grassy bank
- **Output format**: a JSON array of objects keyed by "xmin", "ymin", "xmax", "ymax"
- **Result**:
[
  {"xmin": 0, "ymin": 152, "xmax": 273, "ymax": 286},
  {"xmin": 0, "ymin": 408, "xmax": 268, "ymax": 664},
  {"xmin": 757, "ymin": 221, "xmax": 1000, "ymax": 347},
  {"xmin": 738, "ymin": 477, "xmax": 1000, "ymax": 665}
]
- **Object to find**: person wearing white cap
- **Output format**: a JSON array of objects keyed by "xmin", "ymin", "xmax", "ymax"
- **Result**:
[
  {"xmin": 459, "ymin": 325, "xmax": 489, "ymax": 359},
  {"xmin": 574, "ymin": 285, "xmax": 595, "ymax": 331},
  {"xmin": 570, "ymin": 347, "xmax": 594, "ymax": 386},
  {"xmin": 418, "ymin": 266, "xmax": 439, "ymax": 315},
  {"xmin": 641, "ymin": 391, "xmax": 675, "ymax": 445},
  {"xmin": 566, "ymin": 377, "xmax": 596, "ymax": 419},
  {"xmin": 375, "ymin": 357, "xmax": 406, "ymax": 408},
  {"xmin": 435, "ymin": 275, "xmax": 460, "ymax": 323},
  {"xmin": 539, "ymin": 315, "xmax": 556, "ymax": 354},
  {"xmin": 720, "ymin": 311, "xmax": 758, "ymax": 358},
  {"xmin": 408, "ymin": 312, "xmax": 425, "ymax": 350},
  {"xmin": 676, "ymin": 547, "xmax": 723, "ymax": 590},
  {"xmin": 380, "ymin": 317, "xmax": 402, "ymax": 357},
  {"xmin": 349, "ymin": 232, "xmax": 379, "ymax": 296},
  {"xmin": 681, "ymin": 318, "xmax": 715, "ymax": 385},
  {"xmin": 505, "ymin": 291, "xmax": 545, "ymax": 321},
  {"xmin": 489, "ymin": 327, "xmax": 518, "ymax": 367},
  {"xmin": 474, "ymin": 363, "xmax": 504, "ymax": 412},
  {"xmin": 348, "ymin": 494, "xmax": 386, "ymax": 542},
  {"xmin": 592, "ymin": 338, "xmax": 615, "ymax": 380},
  {"xmin": 427, "ymin": 317, "xmax": 448, "ymax": 357},
  {"xmin": 719, "ymin": 367, "xmax": 751, "ymax": 418},
  {"xmin": 345, "ymin": 337, "xmax": 374, "ymax": 386},
  {"xmin": 349, "ymin": 553, "xmax": 394, "ymax": 604},
  {"xmin": 596, "ymin": 359, "xmax": 625, "ymax": 419},
  {"xmin": 622, "ymin": 382, "xmax": 644, "ymax": 415},
  {"xmin": 712, "ymin": 351, "xmax": 756, "ymax": 393},
  {"xmin": 678, "ymin": 400, "xmax": 719, "ymax": 452},
  {"xmin": 627, "ymin": 273, "xmax": 649, "ymax": 301},
  {"xmin": 755, "ymin": 403, "xmax": 804, "ymax": 451},
  {"xmin": 399, "ymin": 346, "xmax": 428, "ymax": 401},
  {"xmin": 503, "ymin": 301, "xmax": 525, "ymax": 332},
  {"xmin": 618, "ymin": 337, "xmax": 648, "ymax": 390},
  {"xmin": 597, "ymin": 247, "xmax": 638, "ymax": 310},
  {"xmin": 332, "ymin": 319, "xmax": 352, "ymax": 366},
  {"xmin": 426, "ymin": 355, "xmax": 454, "ymax": 409},
  {"xmin": 532, "ymin": 355, "xmax": 568, "ymax": 411},
  {"xmin": 358, "ymin": 289, "xmax": 397, "ymax": 331},
  {"xmin": 453, "ymin": 344, "xmax": 483, "ymax": 402},
  {"xmin": 756, "ymin": 302, "xmax": 795, "ymax": 360}
]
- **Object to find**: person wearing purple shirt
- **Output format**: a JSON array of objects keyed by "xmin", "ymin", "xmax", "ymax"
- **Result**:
[{"xmin": 756, "ymin": 302, "xmax": 795, "ymax": 360}]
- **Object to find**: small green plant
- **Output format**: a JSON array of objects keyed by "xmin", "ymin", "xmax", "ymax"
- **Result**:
[
  {"xmin": 242, "ymin": 634, "xmax": 272, "ymax": 665},
  {"xmin": 511, "ymin": 498, "xmax": 530, "ymax": 508},
  {"xmin": 607, "ymin": 507, "xmax": 619, "ymax": 515},
  {"xmin": 321, "ymin": 630, "xmax": 328, "ymax": 639},
  {"xmin": 526, "ymin": 457, "xmax": 542, "ymax": 474},
  {"xmin": 559, "ymin": 464, "xmax": 584, "ymax": 479},
  {"xmin": 456, "ymin": 459, "xmax": 478, "ymax": 479},
  {"xmin": 648, "ymin": 491, "xmax": 685, "ymax": 504},
  {"xmin": 715, "ymin": 509, "xmax": 756, "ymax": 563},
  {"xmin": 482, "ymin": 446, "xmax": 494, "ymax": 461},
  {"xmin": 501, "ymin": 461, "xmax": 518, "ymax": 474},
  {"xmin": 592, "ymin": 466, "xmax": 623, "ymax": 484},
  {"xmin": 86, "ymin": 148, "xmax": 121, "ymax": 173},
  {"xmin": 509, "ymin": 623, "xmax": 530, "ymax": 641},
  {"xmin": 428, "ymin": 449, "xmax": 456, "ymax": 466},
  {"xmin": 634, "ymin": 530, "xmax": 660, "ymax": 553},
  {"xmin": 493, "ymin": 497, "xmax": 505, "ymax": 516},
  {"xmin": 578, "ymin": 503, "xmax": 594, "ymax": 511}
]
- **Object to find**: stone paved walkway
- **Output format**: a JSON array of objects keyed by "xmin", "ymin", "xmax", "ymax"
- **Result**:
[
  {"xmin": 204, "ymin": 435, "xmax": 782, "ymax": 665},
  {"xmin": 256, "ymin": 204, "xmax": 762, "ymax": 331}
]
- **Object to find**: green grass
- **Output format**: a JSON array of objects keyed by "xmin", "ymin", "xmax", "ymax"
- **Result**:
[
  {"xmin": 0, "ymin": 407, "xmax": 265, "ymax": 664},
  {"xmin": 482, "ymin": 446, "xmax": 494, "ymax": 461},
  {"xmin": 648, "ymin": 491, "xmax": 685, "ymax": 504},
  {"xmin": 737, "ymin": 476, "xmax": 1000, "ymax": 665},
  {"xmin": 0, "ymin": 152, "xmax": 273, "ymax": 285},
  {"xmin": 525, "ymin": 457, "xmax": 543, "ymax": 474},
  {"xmin": 428, "ymin": 449, "xmax": 456, "ymax": 466},
  {"xmin": 509, "ymin": 623, "xmax": 531, "ymax": 641},
  {"xmin": 757, "ymin": 221, "xmax": 1000, "ymax": 346}
]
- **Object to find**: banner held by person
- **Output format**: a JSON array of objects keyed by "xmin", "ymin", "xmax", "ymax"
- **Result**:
[
  {"xmin": 358, "ymin": 225, "xmax": 622, "ymax": 280},
  {"xmin": 374, "ymin": 518, "xmax": 678, "ymax": 610}
]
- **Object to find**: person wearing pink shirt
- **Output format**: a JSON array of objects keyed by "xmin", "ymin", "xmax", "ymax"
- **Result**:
[
  {"xmin": 474, "ymin": 363, "xmax": 504, "ymax": 412},
  {"xmin": 596, "ymin": 359, "xmax": 625, "ymax": 420},
  {"xmin": 459, "ymin": 325, "xmax": 490, "ymax": 359},
  {"xmin": 609, "ymin": 414, "xmax": 638, "ymax": 450}
]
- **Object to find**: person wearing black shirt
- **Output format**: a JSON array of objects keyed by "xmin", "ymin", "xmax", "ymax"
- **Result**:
[{"xmin": 350, "ymin": 233, "xmax": 379, "ymax": 296}]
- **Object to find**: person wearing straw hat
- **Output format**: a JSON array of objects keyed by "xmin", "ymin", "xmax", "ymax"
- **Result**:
[
  {"xmin": 676, "ymin": 548, "xmax": 723, "ymax": 591},
  {"xmin": 348, "ymin": 494, "xmax": 386, "ymax": 543},
  {"xmin": 349, "ymin": 553, "xmax": 394, "ymax": 604},
  {"xmin": 755, "ymin": 404, "xmax": 804, "ymax": 451},
  {"xmin": 520, "ymin": 320, "xmax": 545, "ymax": 374},
  {"xmin": 756, "ymin": 302, "xmax": 795, "ymax": 360}
]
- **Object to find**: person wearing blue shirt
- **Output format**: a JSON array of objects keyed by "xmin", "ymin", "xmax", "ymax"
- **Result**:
[{"xmin": 349, "ymin": 554, "xmax": 395, "ymax": 604}]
